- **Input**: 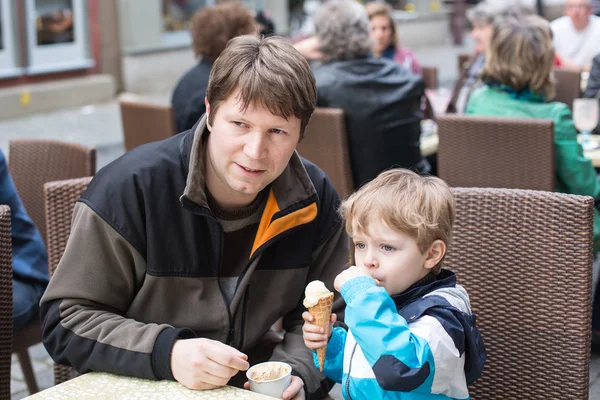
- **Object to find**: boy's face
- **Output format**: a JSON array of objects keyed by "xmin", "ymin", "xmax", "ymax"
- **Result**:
[
  {"xmin": 204, "ymin": 91, "xmax": 301, "ymax": 209},
  {"xmin": 352, "ymin": 220, "xmax": 434, "ymax": 296}
]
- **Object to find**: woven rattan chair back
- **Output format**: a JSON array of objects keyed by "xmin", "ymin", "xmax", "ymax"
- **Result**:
[
  {"xmin": 0, "ymin": 206, "xmax": 11, "ymax": 400},
  {"xmin": 9, "ymin": 139, "xmax": 96, "ymax": 246},
  {"xmin": 296, "ymin": 107, "xmax": 354, "ymax": 199},
  {"xmin": 553, "ymin": 67, "xmax": 582, "ymax": 111},
  {"xmin": 437, "ymin": 115, "xmax": 555, "ymax": 191},
  {"xmin": 44, "ymin": 177, "xmax": 92, "ymax": 384},
  {"xmin": 422, "ymin": 66, "xmax": 438, "ymax": 90},
  {"xmin": 447, "ymin": 187, "xmax": 593, "ymax": 399},
  {"xmin": 120, "ymin": 100, "xmax": 176, "ymax": 152}
]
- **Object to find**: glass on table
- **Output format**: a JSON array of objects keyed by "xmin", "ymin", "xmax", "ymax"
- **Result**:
[{"xmin": 573, "ymin": 98, "xmax": 599, "ymax": 151}]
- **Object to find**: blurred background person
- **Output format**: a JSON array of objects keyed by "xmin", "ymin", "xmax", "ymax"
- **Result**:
[
  {"xmin": 171, "ymin": 3, "xmax": 255, "ymax": 133},
  {"xmin": 584, "ymin": 53, "xmax": 600, "ymax": 99},
  {"xmin": 255, "ymin": 9, "xmax": 276, "ymax": 37},
  {"xmin": 311, "ymin": 0, "xmax": 426, "ymax": 188},
  {"xmin": 365, "ymin": 2, "xmax": 422, "ymax": 75},
  {"xmin": 446, "ymin": 0, "xmax": 534, "ymax": 113},
  {"xmin": 465, "ymin": 15, "xmax": 600, "ymax": 285},
  {"xmin": 0, "ymin": 150, "xmax": 49, "ymax": 331},
  {"xmin": 551, "ymin": 0, "xmax": 600, "ymax": 71}
]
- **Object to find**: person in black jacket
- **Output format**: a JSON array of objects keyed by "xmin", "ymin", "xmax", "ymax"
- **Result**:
[
  {"xmin": 310, "ymin": 0, "xmax": 427, "ymax": 188},
  {"xmin": 171, "ymin": 3, "xmax": 256, "ymax": 133},
  {"xmin": 584, "ymin": 52, "xmax": 600, "ymax": 134}
]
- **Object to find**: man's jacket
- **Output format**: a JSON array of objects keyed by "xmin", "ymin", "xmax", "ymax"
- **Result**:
[
  {"xmin": 317, "ymin": 271, "xmax": 486, "ymax": 399},
  {"xmin": 40, "ymin": 117, "xmax": 349, "ymax": 399},
  {"xmin": 313, "ymin": 56, "xmax": 427, "ymax": 188}
]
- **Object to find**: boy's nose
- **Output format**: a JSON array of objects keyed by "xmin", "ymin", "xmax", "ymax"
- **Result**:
[{"xmin": 363, "ymin": 253, "xmax": 378, "ymax": 268}]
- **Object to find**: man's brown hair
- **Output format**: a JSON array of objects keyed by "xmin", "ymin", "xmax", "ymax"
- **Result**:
[
  {"xmin": 206, "ymin": 36, "xmax": 317, "ymax": 136},
  {"xmin": 340, "ymin": 169, "xmax": 455, "ymax": 273},
  {"xmin": 190, "ymin": 3, "xmax": 256, "ymax": 60}
]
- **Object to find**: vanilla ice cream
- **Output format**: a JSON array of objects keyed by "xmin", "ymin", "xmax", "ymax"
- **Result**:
[
  {"xmin": 250, "ymin": 363, "xmax": 289, "ymax": 382},
  {"xmin": 303, "ymin": 280, "xmax": 332, "ymax": 308}
]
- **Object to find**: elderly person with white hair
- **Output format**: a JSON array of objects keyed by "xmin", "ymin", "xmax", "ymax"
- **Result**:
[
  {"xmin": 551, "ymin": 0, "xmax": 600, "ymax": 71},
  {"xmin": 309, "ymin": 0, "xmax": 427, "ymax": 188}
]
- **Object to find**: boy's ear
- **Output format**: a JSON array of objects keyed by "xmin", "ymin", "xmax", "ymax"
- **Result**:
[
  {"xmin": 205, "ymin": 97, "xmax": 212, "ymax": 131},
  {"xmin": 423, "ymin": 240, "xmax": 446, "ymax": 270}
]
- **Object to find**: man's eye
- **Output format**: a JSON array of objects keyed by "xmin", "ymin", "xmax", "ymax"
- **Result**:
[
  {"xmin": 271, "ymin": 128, "xmax": 286, "ymax": 134},
  {"xmin": 233, "ymin": 121, "xmax": 245, "ymax": 127}
]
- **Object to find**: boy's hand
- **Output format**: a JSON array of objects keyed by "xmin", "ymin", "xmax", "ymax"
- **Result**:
[
  {"xmin": 334, "ymin": 265, "xmax": 375, "ymax": 292},
  {"xmin": 302, "ymin": 312, "xmax": 336, "ymax": 350}
]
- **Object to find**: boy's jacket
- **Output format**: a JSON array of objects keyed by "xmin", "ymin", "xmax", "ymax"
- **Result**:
[{"xmin": 317, "ymin": 270, "xmax": 486, "ymax": 399}]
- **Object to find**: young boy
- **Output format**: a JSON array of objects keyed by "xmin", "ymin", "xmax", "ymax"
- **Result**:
[{"xmin": 303, "ymin": 169, "xmax": 486, "ymax": 399}]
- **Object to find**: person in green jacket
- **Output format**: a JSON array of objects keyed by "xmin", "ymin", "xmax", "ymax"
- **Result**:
[{"xmin": 466, "ymin": 15, "xmax": 600, "ymax": 301}]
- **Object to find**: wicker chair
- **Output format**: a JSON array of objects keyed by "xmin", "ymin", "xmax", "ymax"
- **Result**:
[
  {"xmin": 8, "ymin": 139, "xmax": 95, "ymax": 394},
  {"xmin": 0, "ymin": 206, "xmax": 12, "ymax": 400},
  {"xmin": 296, "ymin": 108, "xmax": 354, "ymax": 199},
  {"xmin": 44, "ymin": 177, "xmax": 93, "ymax": 385},
  {"xmin": 447, "ymin": 187, "xmax": 593, "ymax": 399},
  {"xmin": 120, "ymin": 100, "xmax": 177, "ymax": 151},
  {"xmin": 553, "ymin": 67, "xmax": 582, "ymax": 111},
  {"xmin": 422, "ymin": 66, "xmax": 438, "ymax": 90},
  {"xmin": 437, "ymin": 115, "xmax": 555, "ymax": 191}
]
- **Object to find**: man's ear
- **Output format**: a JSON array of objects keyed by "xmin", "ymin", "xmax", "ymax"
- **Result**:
[
  {"xmin": 205, "ymin": 97, "xmax": 212, "ymax": 131},
  {"xmin": 423, "ymin": 240, "xmax": 446, "ymax": 270}
]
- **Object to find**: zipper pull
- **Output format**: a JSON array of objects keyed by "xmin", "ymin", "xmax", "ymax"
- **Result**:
[{"xmin": 227, "ymin": 328, "xmax": 235, "ymax": 345}]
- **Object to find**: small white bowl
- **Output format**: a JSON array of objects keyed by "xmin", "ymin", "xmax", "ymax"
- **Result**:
[{"xmin": 246, "ymin": 361, "xmax": 292, "ymax": 398}]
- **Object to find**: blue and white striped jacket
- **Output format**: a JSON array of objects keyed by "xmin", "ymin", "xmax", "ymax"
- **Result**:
[{"xmin": 315, "ymin": 270, "xmax": 486, "ymax": 399}]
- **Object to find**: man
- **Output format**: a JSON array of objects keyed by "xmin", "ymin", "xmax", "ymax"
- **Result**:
[
  {"xmin": 551, "ymin": 0, "xmax": 600, "ymax": 71},
  {"xmin": 40, "ymin": 36, "xmax": 348, "ymax": 400},
  {"xmin": 309, "ymin": 0, "xmax": 426, "ymax": 188}
]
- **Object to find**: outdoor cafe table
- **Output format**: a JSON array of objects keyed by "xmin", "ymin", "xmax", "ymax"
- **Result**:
[
  {"xmin": 582, "ymin": 134, "xmax": 600, "ymax": 167},
  {"xmin": 24, "ymin": 372, "xmax": 273, "ymax": 400}
]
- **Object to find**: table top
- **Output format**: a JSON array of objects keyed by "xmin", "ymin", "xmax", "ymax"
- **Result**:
[{"xmin": 24, "ymin": 372, "xmax": 272, "ymax": 400}]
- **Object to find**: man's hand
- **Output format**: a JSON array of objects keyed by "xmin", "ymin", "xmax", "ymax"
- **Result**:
[
  {"xmin": 244, "ymin": 376, "xmax": 305, "ymax": 400},
  {"xmin": 333, "ymin": 265, "xmax": 375, "ymax": 292},
  {"xmin": 171, "ymin": 338, "xmax": 249, "ymax": 390},
  {"xmin": 302, "ymin": 312, "xmax": 336, "ymax": 350}
]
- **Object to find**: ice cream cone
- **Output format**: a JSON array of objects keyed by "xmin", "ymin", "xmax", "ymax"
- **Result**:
[{"xmin": 308, "ymin": 292, "xmax": 334, "ymax": 372}]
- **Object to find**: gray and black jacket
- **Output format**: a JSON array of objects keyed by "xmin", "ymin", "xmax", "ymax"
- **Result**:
[{"xmin": 40, "ymin": 117, "xmax": 349, "ymax": 399}]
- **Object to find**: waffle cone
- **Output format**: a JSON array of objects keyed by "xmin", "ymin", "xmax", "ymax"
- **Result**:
[{"xmin": 308, "ymin": 292, "xmax": 334, "ymax": 371}]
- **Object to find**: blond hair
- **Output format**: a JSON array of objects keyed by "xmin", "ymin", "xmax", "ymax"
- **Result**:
[
  {"xmin": 365, "ymin": 1, "xmax": 399, "ymax": 48},
  {"xmin": 340, "ymin": 169, "xmax": 455, "ymax": 273},
  {"xmin": 480, "ymin": 15, "xmax": 555, "ymax": 100},
  {"xmin": 207, "ymin": 36, "xmax": 317, "ymax": 136}
]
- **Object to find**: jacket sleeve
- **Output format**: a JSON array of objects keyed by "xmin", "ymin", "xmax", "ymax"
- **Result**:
[
  {"xmin": 312, "ymin": 326, "xmax": 346, "ymax": 384},
  {"xmin": 583, "ymin": 55, "xmax": 600, "ymax": 99},
  {"xmin": 40, "ymin": 202, "xmax": 196, "ymax": 380},
  {"xmin": 341, "ymin": 276, "xmax": 463, "ymax": 395},
  {"xmin": 553, "ymin": 105, "xmax": 600, "ymax": 199}
]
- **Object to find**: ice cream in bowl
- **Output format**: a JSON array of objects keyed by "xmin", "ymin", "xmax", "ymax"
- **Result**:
[{"xmin": 246, "ymin": 361, "xmax": 292, "ymax": 398}]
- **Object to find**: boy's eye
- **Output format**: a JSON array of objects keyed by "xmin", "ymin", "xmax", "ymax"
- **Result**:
[
  {"xmin": 233, "ymin": 121, "xmax": 245, "ymax": 127},
  {"xmin": 271, "ymin": 128, "xmax": 286, "ymax": 135},
  {"xmin": 382, "ymin": 245, "xmax": 395, "ymax": 251},
  {"xmin": 355, "ymin": 242, "xmax": 366, "ymax": 250}
]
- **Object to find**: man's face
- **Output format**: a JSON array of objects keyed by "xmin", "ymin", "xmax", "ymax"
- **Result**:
[
  {"xmin": 204, "ymin": 91, "xmax": 301, "ymax": 209},
  {"xmin": 471, "ymin": 22, "xmax": 494, "ymax": 53},
  {"xmin": 565, "ymin": 0, "xmax": 592, "ymax": 31}
]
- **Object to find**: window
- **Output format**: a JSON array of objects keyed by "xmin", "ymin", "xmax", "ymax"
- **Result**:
[
  {"xmin": 36, "ymin": 0, "xmax": 75, "ymax": 46},
  {"xmin": 162, "ymin": 0, "xmax": 209, "ymax": 33}
]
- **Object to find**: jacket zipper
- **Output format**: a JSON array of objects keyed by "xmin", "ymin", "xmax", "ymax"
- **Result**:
[
  {"xmin": 345, "ymin": 342, "xmax": 358, "ymax": 400},
  {"xmin": 237, "ymin": 286, "xmax": 250, "ymax": 349},
  {"xmin": 211, "ymin": 217, "xmax": 235, "ymax": 346}
]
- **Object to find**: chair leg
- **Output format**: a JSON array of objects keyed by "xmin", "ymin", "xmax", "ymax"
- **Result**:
[{"xmin": 16, "ymin": 349, "xmax": 39, "ymax": 394}]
